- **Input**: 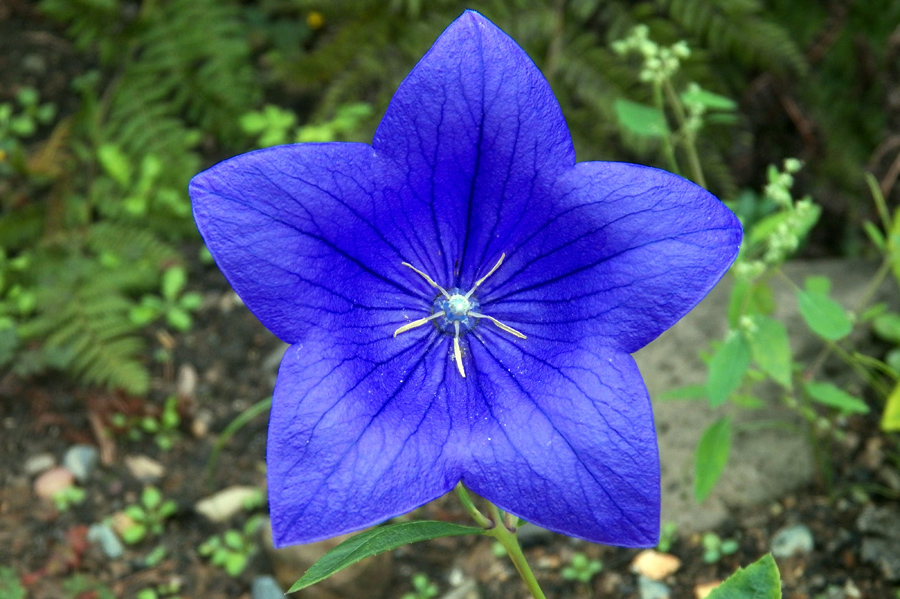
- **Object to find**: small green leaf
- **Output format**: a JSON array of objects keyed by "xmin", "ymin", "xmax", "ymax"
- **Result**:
[
  {"xmin": 707, "ymin": 553, "xmax": 782, "ymax": 599},
  {"xmin": 142, "ymin": 486, "xmax": 162, "ymax": 510},
  {"xmin": 613, "ymin": 99, "xmax": 669, "ymax": 137},
  {"xmin": 804, "ymin": 382, "xmax": 869, "ymax": 414},
  {"xmin": 747, "ymin": 316, "xmax": 792, "ymax": 387},
  {"xmin": 873, "ymin": 312, "xmax": 900, "ymax": 342},
  {"xmin": 863, "ymin": 221, "xmax": 886, "ymax": 249},
  {"xmin": 804, "ymin": 275, "xmax": 831, "ymax": 295},
  {"xmin": 796, "ymin": 289, "xmax": 851, "ymax": 341},
  {"xmin": 881, "ymin": 382, "xmax": 900, "ymax": 431},
  {"xmin": 97, "ymin": 144, "xmax": 132, "ymax": 187},
  {"xmin": 161, "ymin": 267, "xmax": 187, "ymax": 300},
  {"xmin": 707, "ymin": 334, "xmax": 751, "ymax": 407},
  {"xmin": 288, "ymin": 521, "xmax": 484, "ymax": 592},
  {"xmin": 694, "ymin": 417, "xmax": 731, "ymax": 502},
  {"xmin": 680, "ymin": 87, "xmax": 736, "ymax": 111}
]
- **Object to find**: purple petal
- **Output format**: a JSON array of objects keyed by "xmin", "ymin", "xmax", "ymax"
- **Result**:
[
  {"xmin": 267, "ymin": 330, "xmax": 467, "ymax": 546},
  {"xmin": 481, "ymin": 162, "xmax": 742, "ymax": 353},
  {"xmin": 190, "ymin": 143, "xmax": 451, "ymax": 344},
  {"xmin": 462, "ymin": 334, "xmax": 660, "ymax": 546},
  {"xmin": 373, "ymin": 10, "xmax": 575, "ymax": 286}
]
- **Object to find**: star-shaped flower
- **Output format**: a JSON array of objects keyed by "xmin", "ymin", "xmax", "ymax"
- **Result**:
[{"xmin": 190, "ymin": 11, "xmax": 741, "ymax": 548}]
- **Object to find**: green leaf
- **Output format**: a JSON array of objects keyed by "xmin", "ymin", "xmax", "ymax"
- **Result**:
[
  {"xmin": 288, "ymin": 521, "xmax": 484, "ymax": 592},
  {"xmin": 694, "ymin": 417, "xmax": 731, "ymax": 502},
  {"xmin": 680, "ymin": 87, "xmax": 736, "ymax": 111},
  {"xmin": 804, "ymin": 275, "xmax": 831, "ymax": 295},
  {"xmin": 613, "ymin": 99, "xmax": 669, "ymax": 137},
  {"xmin": 804, "ymin": 382, "xmax": 869, "ymax": 414},
  {"xmin": 873, "ymin": 312, "xmax": 900, "ymax": 342},
  {"xmin": 707, "ymin": 553, "xmax": 782, "ymax": 599},
  {"xmin": 796, "ymin": 289, "xmax": 852, "ymax": 341},
  {"xmin": 97, "ymin": 144, "xmax": 132, "ymax": 188},
  {"xmin": 747, "ymin": 316, "xmax": 792, "ymax": 387},
  {"xmin": 863, "ymin": 221, "xmax": 886, "ymax": 250},
  {"xmin": 707, "ymin": 333, "xmax": 751, "ymax": 407},
  {"xmin": 161, "ymin": 267, "xmax": 186, "ymax": 300},
  {"xmin": 881, "ymin": 382, "xmax": 900, "ymax": 431}
]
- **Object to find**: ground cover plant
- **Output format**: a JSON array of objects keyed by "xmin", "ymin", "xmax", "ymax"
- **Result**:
[{"xmin": 1, "ymin": 1, "xmax": 898, "ymax": 598}]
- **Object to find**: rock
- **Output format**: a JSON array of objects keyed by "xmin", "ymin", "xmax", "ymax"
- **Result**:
[
  {"xmin": 440, "ymin": 578, "xmax": 479, "ymax": 599},
  {"xmin": 638, "ymin": 575, "xmax": 671, "ymax": 599},
  {"xmin": 631, "ymin": 549, "xmax": 681, "ymax": 580},
  {"xmin": 516, "ymin": 523, "xmax": 553, "ymax": 547},
  {"xmin": 23, "ymin": 453, "xmax": 56, "ymax": 476},
  {"xmin": 860, "ymin": 538, "xmax": 900, "ymax": 580},
  {"xmin": 771, "ymin": 524, "xmax": 814, "ymax": 557},
  {"xmin": 194, "ymin": 485, "xmax": 261, "ymax": 523},
  {"xmin": 176, "ymin": 364, "xmax": 198, "ymax": 400},
  {"xmin": 857, "ymin": 505, "xmax": 900, "ymax": 539},
  {"xmin": 191, "ymin": 408, "xmax": 213, "ymax": 438},
  {"xmin": 34, "ymin": 466, "xmax": 75, "ymax": 499},
  {"xmin": 694, "ymin": 581, "xmax": 720, "ymax": 598},
  {"xmin": 88, "ymin": 523, "xmax": 124, "ymax": 559},
  {"xmin": 124, "ymin": 455, "xmax": 165, "ymax": 483},
  {"xmin": 261, "ymin": 518, "xmax": 392, "ymax": 599},
  {"xmin": 251, "ymin": 575, "xmax": 284, "ymax": 599},
  {"xmin": 63, "ymin": 444, "xmax": 99, "ymax": 483}
]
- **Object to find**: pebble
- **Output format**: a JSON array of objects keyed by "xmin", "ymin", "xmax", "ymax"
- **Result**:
[
  {"xmin": 124, "ymin": 455, "xmax": 165, "ymax": 483},
  {"xmin": 694, "ymin": 581, "xmax": 720, "ymax": 598},
  {"xmin": 440, "ymin": 579, "xmax": 479, "ymax": 599},
  {"xmin": 251, "ymin": 575, "xmax": 284, "ymax": 599},
  {"xmin": 191, "ymin": 408, "xmax": 213, "ymax": 438},
  {"xmin": 771, "ymin": 523, "xmax": 814, "ymax": 557},
  {"xmin": 88, "ymin": 523, "xmax": 124, "ymax": 559},
  {"xmin": 194, "ymin": 485, "xmax": 260, "ymax": 522},
  {"xmin": 63, "ymin": 444, "xmax": 99, "ymax": 482},
  {"xmin": 631, "ymin": 549, "xmax": 681, "ymax": 580},
  {"xmin": 176, "ymin": 364, "xmax": 198, "ymax": 400},
  {"xmin": 34, "ymin": 466, "xmax": 75, "ymax": 499},
  {"xmin": 23, "ymin": 453, "xmax": 56, "ymax": 476},
  {"xmin": 516, "ymin": 522, "xmax": 553, "ymax": 547},
  {"xmin": 857, "ymin": 505, "xmax": 900, "ymax": 579},
  {"xmin": 638, "ymin": 575, "xmax": 671, "ymax": 599}
]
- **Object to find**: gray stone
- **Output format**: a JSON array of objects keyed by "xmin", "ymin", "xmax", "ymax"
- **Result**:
[
  {"xmin": 634, "ymin": 259, "xmax": 894, "ymax": 532},
  {"xmin": 771, "ymin": 524, "xmax": 814, "ymax": 557},
  {"xmin": 440, "ymin": 579, "xmax": 479, "ymax": 599},
  {"xmin": 516, "ymin": 522, "xmax": 553, "ymax": 547},
  {"xmin": 857, "ymin": 505, "xmax": 900, "ymax": 539},
  {"xmin": 637, "ymin": 575, "xmax": 670, "ymax": 599},
  {"xmin": 88, "ymin": 523, "xmax": 124, "ymax": 559},
  {"xmin": 251, "ymin": 575, "xmax": 284, "ymax": 599},
  {"xmin": 63, "ymin": 444, "xmax": 99, "ymax": 483},
  {"xmin": 23, "ymin": 453, "xmax": 56, "ymax": 476},
  {"xmin": 861, "ymin": 538, "xmax": 900, "ymax": 580}
]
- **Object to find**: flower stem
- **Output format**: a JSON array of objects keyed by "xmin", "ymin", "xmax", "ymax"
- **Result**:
[
  {"xmin": 455, "ymin": 485, "xmax": 547, "ymax": 599},
  {"xmin": 484, "ymin": 503, "xmax": 547, "ymax": 599}
]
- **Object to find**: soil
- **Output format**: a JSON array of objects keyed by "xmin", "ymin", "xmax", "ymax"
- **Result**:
[{"xmin": 2, "ymin": 3, "xmax": 900, "ymax": 599}]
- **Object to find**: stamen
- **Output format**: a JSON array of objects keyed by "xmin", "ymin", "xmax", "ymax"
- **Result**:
[
  {"xmin": 402, "ymin": 262, "xmax": 451, "ymax": 299},
  {"xmin": 469, "ymin": 312, "xmax": 527, "ymax": 339},
  {"xmin": 394, "ymin": 311, "xmax": 445, "ymax": 337},
  {"xmin": 453, "ymin": 321, "xmax": 466, "ymax": 378},
  {"xmin": 465, "ymin": 253, "xmax": 505, "ymax": 299}
]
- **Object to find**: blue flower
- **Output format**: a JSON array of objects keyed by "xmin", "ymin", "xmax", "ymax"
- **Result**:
[{"xmin": 190, "ymin": 11, "xmax": 741, "ymax": 548}]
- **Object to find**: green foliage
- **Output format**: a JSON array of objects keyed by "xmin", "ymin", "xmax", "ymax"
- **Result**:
[
  {"xmin": 702, "ymin": 532, "xmax": 739, "ymax": 564},
  {"xmin": 707, "ymin": 553, "xmax": 781, "ymax": 599},
  {"xmin": 198, "ymin": 516, "xmax": 264, "ymax": 577},
  {"xmin": 288, "ymin": 521, "xmax": 484, "ymax": 592},
  {"xmin": 656, "ymin": 522, "xmax": 678, "ymax": 553},
  {"xmin": 0, "ymin": 567, "xmax": 25, "ymax": 599},
  {"xmin": 53, "ymin": 485, "xmax": 87, "ymax": 511},
  {"xmin": 560, "ymin": 552, "xmax": 603, "ymax": 583},
  {"xmin": 112, "ymin": 395, "xmax": 182, "ymax": 450},
  {"xmin": 401, "ymin": 573, "xmax": 439, "ymax": 599},
  {"xmin": 121, "ymin": 486, "xmax": 177, "ymax": 544},
  {"xmin": 63, "ymin": 575, "xmax": 115, "ymax": 599},
  {"xmin": 695, "ymin": 417, "xmax": 732, "ymax": 502}
]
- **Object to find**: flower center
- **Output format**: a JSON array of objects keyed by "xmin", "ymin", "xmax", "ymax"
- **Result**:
[{"xmin": 393, "ymin": 253, "xmax": 525, "ymax": 378}]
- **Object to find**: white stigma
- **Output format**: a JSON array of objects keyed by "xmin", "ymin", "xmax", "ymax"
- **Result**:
[{"xmin": 393, "ymin": 253, "xmax": 526, "ymax": 377}]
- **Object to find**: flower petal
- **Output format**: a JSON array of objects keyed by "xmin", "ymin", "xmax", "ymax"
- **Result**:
[
  {"xmin": 462, "ymin": 333, "xmax": 659, "ymax": 546},
  {"xmin": 191, "ymin": 143, "xmax": 454, "ymax": 344},
  {"xmin": 482, "ymin": 162, "xmax": 742, "ymax": 353},
  {"xmin": 373, "ymin": 10, "xmax": 575, "ymax": 286},
  {"xmin": 267, "ymin": 329, "xmax": 467, "ymax": 546}
]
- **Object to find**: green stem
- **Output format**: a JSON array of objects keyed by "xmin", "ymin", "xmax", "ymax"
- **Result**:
[
  {"xmin": 663, "ymin": 79, "xmax": 706, "ymax": 188},
  {"xmin": 652, "ymin": 81, "xmax": 680, "ymax": 176},
  {"xmin": 455, "ymin": 485, "xmax": 547, "ymax": 599},
  {"xmin": 485, "ymin": 504, "xmax": 547, "ymax": 599}
]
